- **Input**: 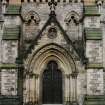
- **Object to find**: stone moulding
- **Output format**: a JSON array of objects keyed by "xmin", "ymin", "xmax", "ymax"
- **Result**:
[{"xmin": 25, "ymin": 43, "xmax": 77, "ymax": 75}]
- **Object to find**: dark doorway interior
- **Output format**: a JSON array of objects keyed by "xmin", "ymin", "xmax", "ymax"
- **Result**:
[{"xmin": 42, "ymin": 61, "xmax": 63, "ymax": 104}]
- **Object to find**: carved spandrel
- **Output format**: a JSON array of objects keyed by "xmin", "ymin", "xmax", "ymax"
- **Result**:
[{"xmin": 24, "ymin": 22, "xmax": 40, "ymax": 41}]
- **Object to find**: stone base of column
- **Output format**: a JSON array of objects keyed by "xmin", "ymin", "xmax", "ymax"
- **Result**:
[
  {"xmin": 71, "ymin": 101, "xmax": 79, "ymax": 105},
  {"xmin": 65, "ymin": 101, "xmax": 72, "ymax": 105}
]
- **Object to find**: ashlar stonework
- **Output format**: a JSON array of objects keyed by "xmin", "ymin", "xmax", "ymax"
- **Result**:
[{"xmin": 0, "ymin": 0, "xmax": 105, "ymax": 105}]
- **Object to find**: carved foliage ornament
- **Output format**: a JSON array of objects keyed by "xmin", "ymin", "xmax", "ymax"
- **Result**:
[{"xmin": 21, "ymin": 11, "xmax": 40, "ymax": 24}]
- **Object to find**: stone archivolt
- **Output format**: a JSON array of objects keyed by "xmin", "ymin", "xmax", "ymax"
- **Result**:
[
  {"xmin": 25, "ymin": 43, "xmax": 77, "ymax": 75},
  {"xmin": 23, "ymin": 43, "xmax": 80, "ymax": 104}
]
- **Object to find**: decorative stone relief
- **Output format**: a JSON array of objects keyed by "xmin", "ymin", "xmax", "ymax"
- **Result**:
[
  {"xmin": 64, "ymin": 11, "xmax": 80, "ymax": 24},
  {"xmin": 64, "ymin": 11, "xmax": 81, "ymax": 41},
  {"xmin": 87, "ymin": 69, "xmax": 104, "ymax": 95},
  {"xmin": 1, "ymin": 41, "xmax": 18, "ymax": 63},
  {"xmin": 47, "ymin": 24, "xmax": 57, "ymax": 39},
  {"xmin": 86, "ymin": 40, "xmax": 102, "ymax": 64},
  {"xmin": 1, "ymin": 69, "xmax": 17, "ymax": 95},
  {"xmin": 22, "ymin": 11, "xmax": 40, "ymax": 23},
  {"xmin": 22, "ymin": 11, "xmax": 40, "ymax": 42}
]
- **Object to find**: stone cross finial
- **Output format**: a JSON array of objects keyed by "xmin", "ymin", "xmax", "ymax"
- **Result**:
[{"xmin": 48, "ymin": 0, "xmax": 57, "ymax": 12}]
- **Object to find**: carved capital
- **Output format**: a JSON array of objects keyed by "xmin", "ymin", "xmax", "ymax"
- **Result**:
[
  {"xmin": 28, "ymin": 71, "xmax": 39, "ymax": 78},
  {"xmin": 34, "ymin": 74, "xmax": 39, "ymax": 79},
  {"xmin": 71, "ymin": 71, "xmax": 78, "ymax": 78},
  {"xmin": 66, "ymin": 74, "xmax": 71, "ymax": 78}
]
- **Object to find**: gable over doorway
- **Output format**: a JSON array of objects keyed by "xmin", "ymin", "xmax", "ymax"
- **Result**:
[{"xmin": 23, "ymin": 44, "xmax": 78, "ymax": 105}]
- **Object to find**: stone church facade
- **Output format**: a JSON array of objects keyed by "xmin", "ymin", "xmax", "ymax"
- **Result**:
[{"xmin": 0, "ymin": 0, "xmax": 105, "ymax": 105}]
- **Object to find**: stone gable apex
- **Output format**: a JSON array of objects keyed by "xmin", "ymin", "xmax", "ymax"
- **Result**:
[{"xmin": 24, "ymin": 11, "xmax": 86, "ymax": 64}]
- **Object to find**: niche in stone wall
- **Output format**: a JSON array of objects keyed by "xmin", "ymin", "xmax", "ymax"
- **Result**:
[
  {"xmin": 64, "ymin": 11, "xmax": 81, "ymax": 42},
  {"xmin": 22, "ymin": 11, "xmax": 40, "ymax": 42}
]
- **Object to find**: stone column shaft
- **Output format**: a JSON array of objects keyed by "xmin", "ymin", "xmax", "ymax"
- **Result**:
[
  {"xmin": 71, "ymin": 72, "xmax": 78, "ymax": 102},
  {"xmin": 34, "ymin": 74, "xmax": 39, "ymax": 104},
  {"xmin": 65, "ymin": 74, "xmax": 71, "ymax": 104}
]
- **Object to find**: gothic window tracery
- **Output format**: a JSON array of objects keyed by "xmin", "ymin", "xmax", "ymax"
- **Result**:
[
  {"xmin": 65, "ymin": 11, "xmax": 80, "ymax": 25},
  {"xmin": 64, "ymin": 11, "xmax": 80, "ymax": 41},
  {"xmin": 22, "ymin": 11, "xmax": 40, "ymax": 41},
  {"xmin": 22, "ymin": 11, "xmax": 40, "ymax": 24},
  {"xmin": 96, "ymin": 0, "xmax": 103, "ymax": 12}
]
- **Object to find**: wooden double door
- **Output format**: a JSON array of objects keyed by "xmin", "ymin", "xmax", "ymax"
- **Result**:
[{"xmin": 42, "ymin": 61, "xmax": 63, "ymax": 104}]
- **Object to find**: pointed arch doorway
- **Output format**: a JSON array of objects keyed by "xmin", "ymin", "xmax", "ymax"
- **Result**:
[{"xmin": 42, "ymin": 60, "xmax": 63, "ymax": 104}]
